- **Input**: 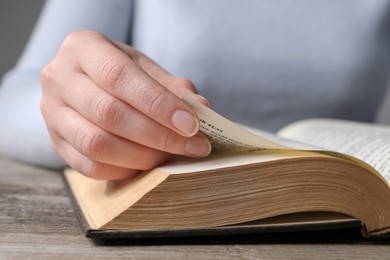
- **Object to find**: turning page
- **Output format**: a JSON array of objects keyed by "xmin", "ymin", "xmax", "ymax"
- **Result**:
[{"xmin": 183, "ymin": 94, "xmax": 288, "ymax": 150}]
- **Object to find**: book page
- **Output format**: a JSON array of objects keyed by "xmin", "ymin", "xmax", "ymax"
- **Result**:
[
  {"xmin": 183, "ymin": 94, "xmax": 288, "ymax": 150},
  {"xmin": 278, "ymin": 119, "xmax": 390, "ymax": 181},
  {"xmin": 160, "ymin": 150, "xmax": 326, "ymax": 174}
]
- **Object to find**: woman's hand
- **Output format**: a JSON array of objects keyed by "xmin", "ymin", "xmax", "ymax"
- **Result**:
[{"xmin": 40, "ymin": 31, "xmax": 211, "ymax": 180}]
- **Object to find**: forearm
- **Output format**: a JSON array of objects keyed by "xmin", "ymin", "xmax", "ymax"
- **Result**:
[
  {"xmin": 375, "ymin": 83, "xmax": 390, "ymax": 124},
  {"xmin": 0, "ymin": 75, "xmax": 65, "ymax": 168},
  {"xmin": 0, "ymin": 0, "xmax": 133, "ymax": 168}
]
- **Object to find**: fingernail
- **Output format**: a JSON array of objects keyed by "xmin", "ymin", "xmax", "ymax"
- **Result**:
[
  {"xmin": 185, "ymin": 136, "xmax": 212, "ymax": 157},
  {"xmin": 194, "ymin": 94, "xmax": 210, "ymax": 107},
  {"xmin": 171, "ymin": 109, "xmax": 199, "ymax": 136}
]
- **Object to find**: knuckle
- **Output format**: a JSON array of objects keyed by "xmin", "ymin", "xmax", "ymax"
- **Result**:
[
  {"xmin": 40, "ymin": 62, "xmax": 56, "ymax": 87},
  {"xmin": 100, "ymin": 59, "xmax": 131, "ymax": 92},
  {"xmin": 75, "ymin": 126, "xmax": 108, "ymax": 160},
  {"xmin": 62, "ymin": 30, "xmax": 105, "ymax": 49},
  {"xmin": 63, "ymin": 31, "xmax": 80, "ymax": 45},
  {"xmin": 93, "ymin": 96, "xmax": 124, "ymax": 127},
  {"xmin": 60, "ymin": 31, "xmax": 81, "ymax": 53},
  {"xmin": 156, "ymin": 129, "xmax": 178, "ymax": 152},
  {"xmin": 59, "ymin": 31, "xmax": 108, "ymax": 61},
  {"xmin": 78, "ymin": 30, "xmax": 106, "ymax": 40},
  {"xmin": 147, "ymin": 88, "xmax": 169, "ymax": 118},
  {"xmin": 80, "ymin": 161, "xmax": 102, "ymax": 180}
]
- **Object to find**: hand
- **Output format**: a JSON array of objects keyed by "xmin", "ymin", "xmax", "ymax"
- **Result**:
[{"xmin": 40, "ymin": 31, "xmax": 211, "ymax": 180}]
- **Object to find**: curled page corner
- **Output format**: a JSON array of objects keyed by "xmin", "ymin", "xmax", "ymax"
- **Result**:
[{"xmin": 182, "ymin": 94, "xmax": 289, "ymax": 151}]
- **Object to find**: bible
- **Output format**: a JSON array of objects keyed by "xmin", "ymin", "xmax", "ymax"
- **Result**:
[{"xmin": 64, "ymin": 95, "xmax": 390, "ymax": 240}]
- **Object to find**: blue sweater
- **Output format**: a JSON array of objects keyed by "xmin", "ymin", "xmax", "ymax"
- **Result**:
[{"xmin": 1, "ymin": 0, "xmax": 390, "ymax": 167}]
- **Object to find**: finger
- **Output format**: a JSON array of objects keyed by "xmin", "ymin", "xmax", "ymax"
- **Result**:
[
  {"xmin": 42, "ymin": 103, "xmax": 138, "ymax": 180},
  {"xmin": 67, "ymin": 31, "xmax": 199, "ymax": 137},
  {"xmin": 112, "ymin": 42, "xmax": 192, "ymax": 94},
  {"xmin": 113, "ymin": 41, "xmax": 210, "ymax": 106},
  {"xmin": 55, "ymin": 137, "xmax": 139, "ymax": 180},
  {"xmin": 112, "ymin": 41, "xmax": 175, "ymax": 86},
  {"xmin": 59, "ymin": 72, "xmax": 211, "ymax": 157},
  {"xmin": 48, "ymin": 104, "xmax": 172, "ymax": 171}
]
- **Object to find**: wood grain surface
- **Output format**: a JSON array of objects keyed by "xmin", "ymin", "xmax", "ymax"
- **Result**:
[{"xmin": 1, "ymin": 155, "xmax": 389, "ymax": 259}]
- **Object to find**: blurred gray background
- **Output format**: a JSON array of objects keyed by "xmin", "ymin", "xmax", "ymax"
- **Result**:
[{"xmin": 0, "ymin": 0, "xmax": 45, "ymax": 80}]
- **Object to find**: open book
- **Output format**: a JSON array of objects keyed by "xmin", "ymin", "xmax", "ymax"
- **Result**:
[{"xmin": 64, "ymin": 95, "xmax": 390, "ymax": 240}]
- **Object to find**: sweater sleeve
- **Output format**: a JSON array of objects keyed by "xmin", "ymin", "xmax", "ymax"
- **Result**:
[
  {"xmin": 375, "ymin": 82, "xmax": 390, "ymax": 124},
  {"xmin": 0, "ymin": 0, "xmax": 134, "ymax": 168}
]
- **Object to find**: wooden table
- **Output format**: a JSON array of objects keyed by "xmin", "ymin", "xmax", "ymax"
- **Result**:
[{"xmin": 1, "ymin": 155, "xmax": 389, "ymax": 259}]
